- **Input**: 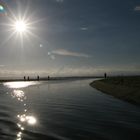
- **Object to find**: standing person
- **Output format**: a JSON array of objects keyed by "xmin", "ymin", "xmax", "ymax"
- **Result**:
[
  {"xmin": 37, "ymin": 75, "xmax": 39, "ymax": 81},
  {"xmin": 104, "ymin": 73, "xmax": 107, "ymax": 78},
  {"xmin": 48, "ymin": 76, "xmax": 50, "ymax": 80},
  {"xmin": 24, "ymin": 76, "xmax": 26, "ymax": 81}
]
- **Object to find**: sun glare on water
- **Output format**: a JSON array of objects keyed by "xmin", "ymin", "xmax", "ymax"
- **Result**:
[
  {"xmin": 3, "ymin": 81, "xmax": 39, "ymax": 89},
  {"xmin": 17, "ymin": 114, "xmax": 37, "ymax": 125}
]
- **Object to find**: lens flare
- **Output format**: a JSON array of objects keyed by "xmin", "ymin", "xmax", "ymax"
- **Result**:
[
  {"xmin": 0, "ymin": 2, "xmax": 7, "ymax": 16},
  {"xmin": 0, "ymin": 5, "xmax": 5, "ymax": 15},
  {"xmin": 0, "ymin": 5, "xmax": 4, "ymax": 11}
]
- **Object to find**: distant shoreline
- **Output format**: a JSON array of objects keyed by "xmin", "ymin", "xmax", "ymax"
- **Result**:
[
  {"xmin": 90, "ymin": 76, "xmax": 140, "ymax": 105},
  {"xmin": 0, "ymin": 76, "xmax": 102, "ymax": 83}
]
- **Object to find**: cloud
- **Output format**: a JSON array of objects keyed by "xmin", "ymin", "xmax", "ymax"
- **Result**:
[
  {"xmin": 51, "ymin": 49, "xmax": 91, "ymax": 58},
  {"xmin": 80, "ymin": 27, "xmax": 88, "ymax": 31},
  {"xmin": 134, "ymin": 6, "xmax": 140, "ymax": 11}
]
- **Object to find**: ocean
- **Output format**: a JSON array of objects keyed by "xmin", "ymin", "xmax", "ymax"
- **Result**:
[{"xmin": 0, "ymin": 79, "xmax": 140, "ymax": 140}]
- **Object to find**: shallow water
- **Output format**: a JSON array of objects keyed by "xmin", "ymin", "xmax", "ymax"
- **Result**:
[{"xmin": 0, "ymin": 79, "xmax": 140, "ymax": 140}]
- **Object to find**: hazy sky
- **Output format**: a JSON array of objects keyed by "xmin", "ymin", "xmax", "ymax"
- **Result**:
[{"xmin": 0, "ymin": 0, "xmax": 140, "ymax": 77}]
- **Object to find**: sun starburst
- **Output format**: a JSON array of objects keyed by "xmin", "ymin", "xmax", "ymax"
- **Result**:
[{"xmin": 0, "ymin": 4, "xmax": 42, "ymax": 48}]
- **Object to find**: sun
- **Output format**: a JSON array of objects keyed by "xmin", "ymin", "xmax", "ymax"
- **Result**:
[
  {"xmin": 0, "ymin": 4, "xmax": 42, "ymax": 48},
  {"xmin": 14, "ymin": 20, "xmax": 28, "ymax": 33}
]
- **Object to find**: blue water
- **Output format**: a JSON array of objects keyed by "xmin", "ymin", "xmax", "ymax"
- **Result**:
[{"xmin": 0, "ymin": 79, "xmax": 140, "ymax": 140}]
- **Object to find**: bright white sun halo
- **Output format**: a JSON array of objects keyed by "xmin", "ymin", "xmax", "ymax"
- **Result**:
[
  {"xmin": 14, "ymin": 20, "xmax": 28, "ymax": 33},
  {"xmin": 1, "ymin": 7, "xmax": 41, "ymax": 47}
]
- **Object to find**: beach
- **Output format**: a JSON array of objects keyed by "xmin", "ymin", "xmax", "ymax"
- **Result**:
[{"xmin": 90, "ymin": 76, "xmax": 140, "ymax": 105}]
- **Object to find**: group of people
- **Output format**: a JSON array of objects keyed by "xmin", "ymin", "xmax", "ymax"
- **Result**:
[
  {"xmin": 23, "ymin": 76, "xmax": 50, "ymax": 81},
  {"xmin": 23, "ymin": 76, "xmax": 40, "ymax": 81}
]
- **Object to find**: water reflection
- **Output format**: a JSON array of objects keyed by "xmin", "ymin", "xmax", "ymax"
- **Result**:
[
  {"xmin": 4, "ymin": 82, "xmax": 38, "ymax": 140},
  {"xmin": 17, "ymin": 131, "xmax": 22, "ymax": 140},
  {"xmin": 12, "ymin": 90, "xmax": 25, "ymax": 101},
  {"xmin": 4, "ymin": 81, "xmax": 39, "ymax": 89},
  {"xmin": 17, "ymin": 114, "xmax": 37, "ymax": 125}
]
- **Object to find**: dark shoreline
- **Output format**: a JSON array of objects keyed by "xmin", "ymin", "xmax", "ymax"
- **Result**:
[
  {"xmin": 90, "ymin": 76, "xmax": 140, "ymax": 105},
  {"xmin": 0, "ymin": 76, "xmax": 102, "ymax": 83}
]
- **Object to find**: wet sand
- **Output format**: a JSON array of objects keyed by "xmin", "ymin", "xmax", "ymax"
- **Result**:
[{"xmin": 90, "ymin": 76, "xmax": 140, "ymax": 105}]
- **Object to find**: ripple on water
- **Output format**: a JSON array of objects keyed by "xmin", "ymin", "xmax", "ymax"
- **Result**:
[{"xmin": 0, "ymin": 80, "xmax": 140, "ymax": 140}]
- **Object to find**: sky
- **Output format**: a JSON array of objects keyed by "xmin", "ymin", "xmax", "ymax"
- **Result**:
[{"xmin": 0, "ymin": 0, "xmax": 140, "ymax": 77}]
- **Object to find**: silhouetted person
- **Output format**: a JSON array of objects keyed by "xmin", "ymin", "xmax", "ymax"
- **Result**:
[
  {"xmin": 24, "ymin": 76, "xmax": 26, "ymax": 81},
  {"xmin": 48, "ymin": 76, "xmax": 50, "ymax": 80},
  {"xmin": 37, "ymin": 75, "xmax": 39, "ymax": 81},
  {"xmin": 104, "ymin": 73, "xmax": 107, "ymax": 78},
  {"xmin": 28, "ymin": 76, "xmax": 30, "ymax": 81}
]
